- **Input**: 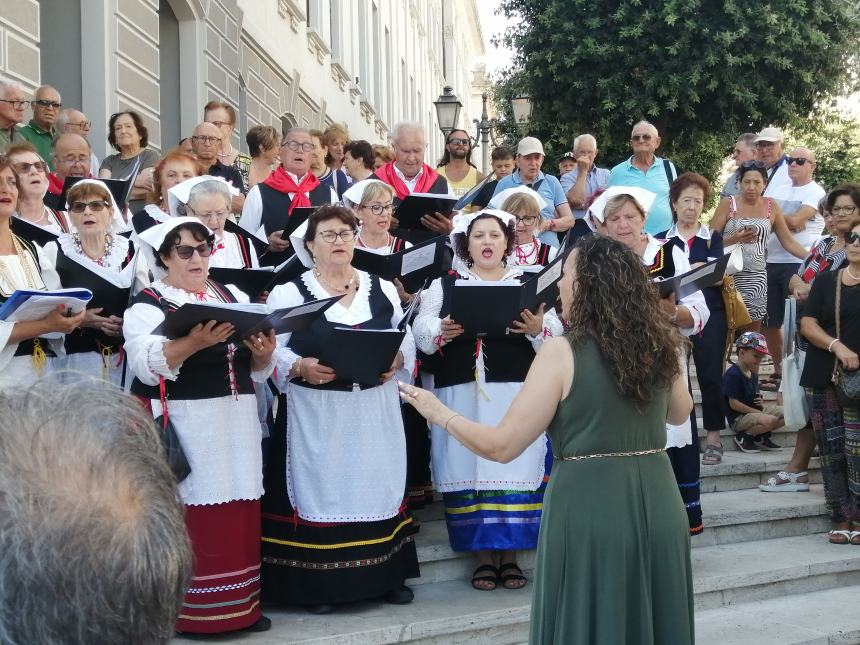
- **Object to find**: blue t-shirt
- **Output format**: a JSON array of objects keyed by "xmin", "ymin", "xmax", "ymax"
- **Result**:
[
  {"xmin": 722, "ymin": 363, "xmax": 759, "ymax": 424},
  {"xmin": 493, "ymin": 170, "xmax": 567, "ymax": 247},
  {"xmin": 608, "ymin": 156, "xmax": 676, "ymax": 235}
]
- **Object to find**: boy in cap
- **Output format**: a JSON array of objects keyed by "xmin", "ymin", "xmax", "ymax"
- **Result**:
[{"xmin": 723, "ymin": 332, "xmax": 785, "ymax": 452}]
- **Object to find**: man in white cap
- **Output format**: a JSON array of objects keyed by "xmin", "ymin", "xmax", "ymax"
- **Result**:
[
  {"xmin": 492, "ymin": 136, "xmax": 573, "ymax": 248},
  {"xmin": 755, "ymin": 126, "xmax": 792, "ymax": 196}
]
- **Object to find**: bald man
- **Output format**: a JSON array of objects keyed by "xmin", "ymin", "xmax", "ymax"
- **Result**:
[
  {"xmin": 761, "ymin": 146, "xmax": 826, "ymax": 390},
  {"xmin": 56, "ymin": 108, "xmax": 100, "ymax": 172},
  {"xmin": 19, "ymin": 85, "xmax": 61, "ymax": 169},
  {"xmin": 191, "ymin": 121, "xmax": 245, "ymax": 213}
]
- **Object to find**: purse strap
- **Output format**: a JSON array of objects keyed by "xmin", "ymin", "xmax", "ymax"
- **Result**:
[
  {"xmin": 832, "ymin": 270, "xmax": 843, "ymax": 383},
  {"xmin": 158, "ymin": 376, "xmax": 169, "ymax": 431}
]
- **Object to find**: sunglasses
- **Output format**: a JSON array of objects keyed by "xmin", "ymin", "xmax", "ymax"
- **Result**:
[
  {"xmin": 787, "ymin": 157, "xmax": 811, "ymax": 166},
  {"xmin": 33, "ymin": 99, "xmax": 62, "ymax": 109},
  {"xmin": 12, "ymin": 161, "xmax": 47, "ymax": 174},
  {"xmin": 447, "ymin": 138, "xmax": 470, "ymax": 146},
  {"xmin": 173, "ymin": 242, "xmax": 214, "ymax": 259},
  {"xmin": 845, "ymin": 231, "xmax": 860, "ymax": 246},
  {"xmin": 69, "ymin": 200, "xmax": 110, "ymax": 213},
  {"xmin": 631, "ymin": 134, "xmax": 652, "ymax": 142},
  {"xmin": 740, "ymin": 160, "xmax": 765, "ymax": 169}
]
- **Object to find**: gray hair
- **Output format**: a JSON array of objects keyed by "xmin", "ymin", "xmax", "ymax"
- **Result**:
[
  {"xmin": 0, "ymin": 81, "xmax": 23, "ymax": 99},
  {"xmin": 736, "ymin": 132, "xmax": 757, "ymax": 148},
  {"xmin": 185, "ymin": 178, "xmax": 232, "ymax": 213},
  {"xmin": 0, "ymin": 378, "xmax": 192, "ymax": 645},
  {"xmin": 573, "ymin": 133, "xmax": 597, "ymax": 150},
  {"xmin": 281, "ymin": 126, "xmax": 311, "ymax": 145},
  {"xmin": 631, "ymin": 120, "xmax": 659, "ymax": 137},
  {"xmin": 391, "ymin": 121, "xmax": 425, "ymax": 147}
]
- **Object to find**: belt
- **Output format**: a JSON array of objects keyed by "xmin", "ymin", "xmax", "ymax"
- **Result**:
[{"xmin": 554, "ymin": 447, "xmax": 665, "ymax": 461}]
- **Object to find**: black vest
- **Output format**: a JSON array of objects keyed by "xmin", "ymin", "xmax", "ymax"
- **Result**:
[
  {"xmin": 431, "ymin": 274, "xmax": 535, "ymax": 388},
  {"xmin": 258, "ymin": 183, "xmax": 333, "ymax": 267},
  {"xmin": 288, "ymin": 273, "xmax": 393, "ymax": 392},
  {"xmin": 129, "ymin": 282, "xmax": 255, "ymax": 400},
  {"xmin": 646, "ymin": 239, "xmax": 681, "ymax": 281}
]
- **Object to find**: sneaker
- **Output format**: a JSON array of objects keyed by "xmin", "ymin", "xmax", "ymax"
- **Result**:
[
  {"xmin": 734, "ymin": 433, "xmax": 760, "ymax": 453},
  {"xmin": 755, "ymin": 435, "xmax": 782, "ymax": 450}
]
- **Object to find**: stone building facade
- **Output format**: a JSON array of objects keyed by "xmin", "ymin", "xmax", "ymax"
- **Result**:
[{"xmin": 0, "ymin": 0, "xmax": 486, "ymax": 163}]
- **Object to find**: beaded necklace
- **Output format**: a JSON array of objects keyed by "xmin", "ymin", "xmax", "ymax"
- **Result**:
[
  {"xmin": 514, "ymin": 237, "xmax": 540, "ymax": 265},
  {"xmin": 73, "ymin": 233, "xmax": 115, "ymax": 267}
]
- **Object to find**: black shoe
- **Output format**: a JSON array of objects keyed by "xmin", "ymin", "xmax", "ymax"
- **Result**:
[
  {"xmin": 242, "ymin": 615, "xmax": 272, "ymax": 632},
  {"xmin": 383, "ymin": 585, "xmax": 414, "ymax": 605},
  {"xmin": 308, "ymin": 604, "xmax": 335, "ymax": 615},
  {"xmin": 734, "ymin": 433, "xmax": 760, "ymax": 453},
  {"xmin": 755, "ymin": 434, "xmax": 782, "ymax": 450}
]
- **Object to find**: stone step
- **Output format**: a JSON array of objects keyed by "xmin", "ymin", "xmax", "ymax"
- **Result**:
[
  {"xmin": 223, "ymin": 535, "xmax": 860, "ymax": 644},
  {"xmin": 700, "ymin": 450, "xmax": 821, "ymax": 493},
  {"xmin": 697, "ymin": 424, "xmax": 802, "ymax": 451},
  {"xmin": 697, "ymin": 585, "xmax": 860, "ymax": 645},
  {"xmin": 408, "ymin": 487, "xmax": 829, "ymax": 586}
]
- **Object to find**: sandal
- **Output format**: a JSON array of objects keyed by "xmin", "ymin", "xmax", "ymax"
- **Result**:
[
  {"xmin": 758, "ymin": 471, "xmax": 810, "ymax": 492},
  {"xmin": 701, "ymin": 444, "xmax": 723, "ymax": 465},
  {"xmin": 498, "ymin": 562, "xmax": 527, "ymax": 590},
  {"xmin": 471, "ymin": 564, "xmax": 499, "ymax": 591},
  {"xmin": 828, "ymin": 530, "xmax": 852, "ymax": 545},
  {"xmin": 851, "ymin": 531, "xmax": 860, "ymax": 546}
]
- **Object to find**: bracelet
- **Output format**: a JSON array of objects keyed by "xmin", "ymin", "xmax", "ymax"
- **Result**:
[
  {"xmin": 294, "ymin": 358, "xmax": 304, "ymax": 379},
  {"xmin": 444, "ymin": 413, "xmax": 461, "ymax": 432},
  {"xmin": 548, "ymin": 219, "xmax": 556, "ymax": 231},
  {"xmin": 828, "ymin": 338, "xmax": 840, "ymax": 353}
]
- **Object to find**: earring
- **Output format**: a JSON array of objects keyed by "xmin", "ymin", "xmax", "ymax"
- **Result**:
[{"xmin": 466, "ymin": 255, "xmax": 474, "ymax": 268}]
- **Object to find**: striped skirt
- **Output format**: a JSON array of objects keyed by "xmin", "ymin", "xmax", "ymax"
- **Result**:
[{"xmin": 177, "ymin": 500, "xmax": 262, "ymax": 634}]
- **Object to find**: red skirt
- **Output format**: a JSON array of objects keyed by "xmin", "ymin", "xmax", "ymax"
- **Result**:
[{"xmin": 176, "ymin": 500, "xmax": 262, "ymax": 634}]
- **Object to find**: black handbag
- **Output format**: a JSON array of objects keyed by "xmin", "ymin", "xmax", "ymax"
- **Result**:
[
  {"xmin": 154, "ymin": 376, "xmax": 191, "ymax": 483},
  {"xmin": 831, "ymin": 270, "xmax": 860, "ymax": 407}
]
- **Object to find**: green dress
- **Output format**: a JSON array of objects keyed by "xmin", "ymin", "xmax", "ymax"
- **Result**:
[{"xmin": 529, "ymin": 338, "xmax": 694, "ymax": 645}]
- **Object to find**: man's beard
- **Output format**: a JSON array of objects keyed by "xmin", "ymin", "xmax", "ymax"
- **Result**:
[{"xmin": 450, "ymin": 149, "xmax": 468, "ymax": 160}]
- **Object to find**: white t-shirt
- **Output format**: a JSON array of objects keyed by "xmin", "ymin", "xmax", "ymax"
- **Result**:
[
  {"xmin": 762, "ymin": 160, "xmax": 792, "ymax": 198},
  {"xmin": 766, "ymin": 180, "xmax": 826, "ymax": 264}
]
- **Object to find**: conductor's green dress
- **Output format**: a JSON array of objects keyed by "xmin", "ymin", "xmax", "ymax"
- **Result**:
[{"xmin": 529, "ymin": 339, "xmax": 695, "ymax": 645}]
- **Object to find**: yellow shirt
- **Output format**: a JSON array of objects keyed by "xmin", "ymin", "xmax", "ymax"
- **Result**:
[{"xmin": 437, "ymin": 165, "xmax": 479, "ymax": 198}]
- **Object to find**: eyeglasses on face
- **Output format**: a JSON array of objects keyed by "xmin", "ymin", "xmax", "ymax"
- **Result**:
[
  {"xmin": 67, "ymin": 121, "xmax": 91, "ymax": 131},
  {"xmin": 207, "ymin": 120, "xmax": 232, "ymax": 129},
  {"xmin": 741, "ymin": 160, "xmax": 765, "ymax": 169},
  {"xmin": 755, "ymin": 141, "xmax": 776, "ymax": 147},
  {"xmin": 832, "ymin": 206, "xmax": 858, "ymax": 215},
  {"xmin": 316, "ymin": 229, "xmax": 357, "ymax": 243},
  {"xmin": 173, "ymin": 242, "xmax": 214, "ymax": 259},
  {"xmin": 844, "ymin": 230, "xmax": 860, "ymax": 245},
  {"xmin": 360, "ymin": 203, "xmax": 394, "ymax": 215},
  {"xmin": 191, "ymin": 135, "xmax": 220, "ymax": 145},
  {"xmin": 515, "ymin": 215, "xmax": 538, "ymax": 225},
  {"xmin": 281, "ymin": 140, "xmax": 315, "ymax": 152},
  {"xmin": 189, "ymin": 207, "xmax": 229, "ymax": 221},
  {"xmin": 33, "ymin": 99, "xmax": 61, "ymax": 109},
  {"xmin": 787, "ymin": 157, "xmax": 811, "ymax": 166},
  {"xmin": 12, "ymin": 161, "xmax": 47, "ymax": 174},
  {"xmin": 69, "ymin": 200, "xmax": 110, "ymax": 213},
  {"xmin": 631, "ymin": 134, "xmax": 652, "ymax": 142},
  {"xmin": 0, "ymin": 99, "xmax": 29, "ymax": 109},
  {"xmin": 447, "ymin": 138, "xmax": 470, "ymax": 146}
]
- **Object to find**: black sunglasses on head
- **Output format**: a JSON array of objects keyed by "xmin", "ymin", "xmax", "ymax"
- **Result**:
[
  {"xmin": 740, "ymin": 160, "xmax": 765, "ymax": 169},
  {"xmin": 845, "ymin": 231, "xmax": 860, "ymax": 246}
]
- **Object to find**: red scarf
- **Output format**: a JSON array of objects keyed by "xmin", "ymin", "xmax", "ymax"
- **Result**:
[
  {"xmin": 262, "ymin": 167, "xmax": 321, "ymax": 214},
  {"xmin": 375, "ymin": 161, "xmax": 440, "ymax": 201}
]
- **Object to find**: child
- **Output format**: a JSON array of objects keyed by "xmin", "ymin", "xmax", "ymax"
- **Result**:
[
  {"xmin": 495, "ymin": 188, "xmax": 558, "ymax": 268},
  {"xmin": 471, "ymin": 146, "xmax": 516, "ymax": 209},
  {"xmin": 723, "ymin": 332, "xmax": 785, "ymax": 453}
]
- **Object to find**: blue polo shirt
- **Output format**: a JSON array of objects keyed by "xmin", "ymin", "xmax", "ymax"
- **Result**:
[
  {"xmin": 560, "ymin": 166, "xmax": 611, "ymax": 220},
  {"xmin": 493, "ymin": 170, "xmax": 567, "ymax": 247},
  {"xmin": 608, "ymin": 156, "xmax": 676, "ymax": 235}
]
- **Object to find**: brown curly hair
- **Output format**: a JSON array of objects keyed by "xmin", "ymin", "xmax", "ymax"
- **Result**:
[
  {"xmin": 564, "ymin": 235, "xmax": 687, "ymax": 410},
  {"xmin": 452, "ymin": 214, "xmax": 516, "ymax": 266}
]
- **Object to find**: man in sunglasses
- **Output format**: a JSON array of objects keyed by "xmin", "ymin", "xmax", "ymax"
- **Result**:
[
  {"xmin": 755, "ymin": 127, "xmax": 793, "ymax": 197},
  {"xmin": 608, "ymin": 120, "xmax": 678, "ymax": 235},
  {"xmin": 18, "ymin": 86, "xmax": 61, "ymax": 170},
  {"xmin": 436, "ymin": 129, "xmax": 484, "ymax": 199},
  {"xmin": 762, "ymin": 147, "xmax": 826, "ymax": 390},
  {"xmin": 0, "ymin": 81, "xmax": 27, "ymax": 154}
]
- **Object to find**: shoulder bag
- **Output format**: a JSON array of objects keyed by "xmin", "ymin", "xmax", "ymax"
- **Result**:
[{"xmin": 832, "ymin": 269, "xmax": 860, "ymax": 406}]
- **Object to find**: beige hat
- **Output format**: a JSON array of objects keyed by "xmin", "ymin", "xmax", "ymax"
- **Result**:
[
  {"xmin": 755, "ymin": 127, "xmax": 784, "ymax": 143},
  {"xmin": 517, "ymin": 136, "xmax": 545, "ymax": 156}
]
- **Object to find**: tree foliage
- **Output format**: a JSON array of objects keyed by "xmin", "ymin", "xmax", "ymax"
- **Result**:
[
  {"xmin": 494, "ymin": 0, "xmax": 860, "ymax": 182},
  {"xmin": 785, "ymin": 108, "xmax": 860, "ymax": 190}
]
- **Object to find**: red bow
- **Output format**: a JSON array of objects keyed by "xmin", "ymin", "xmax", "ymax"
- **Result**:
[
  {"xmin": 374, "ymin": 161, "xmax": 440, "ymax": 201},
  {"xmin": 262, "ymin": 168, "xmax": 321, "ymax": 214}
]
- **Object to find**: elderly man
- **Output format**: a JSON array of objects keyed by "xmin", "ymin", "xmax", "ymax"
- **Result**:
[
  {"xmin": 757, "ymin": 127, "xmax": 792, "ymax": 196},
  {"xmin": 0, "ymin": 81, "xmax": 28, "ymax": 153},
  {"xmin": 560, "ymin": 133, "xmax": 611, "ymax": 242},
  {"xmin": 47, "ymin": 132, "xmax": 92, "ymax": 196},
  {"xmin": 56, "ymin": 108, "xmax": 99, "ymax": 172},
  {"xmin": 190, "ymin": 122, "xmax": 245, "ymax": 213},
  {"xmin": 493, "ymin": 136, "xmax": 573, "ymax": 248},
  {"xmin": 0, "ymin": 379, "xmax": 193, "ymax": 644},
  {"xmin": 436, "ymin": 129, "xmax": 484, "ymax": 198},
  {"xmin": 720, "ymin": 133, "xmax": 758, "ymax": 198},
  {"xmin": 761, "ymin": 147, "xmax": 826, "ymax": 392},
  {"xmin": 18, "ymin": 85, "xmax": 61, "ymax": 169},
  {"xmin": 372, "ymin": 121, "xmax": 452, "ymax": 237},
  {"xmin": 240, "ymin": 126, "xmax": 337, "ymax": 266},
  {"xmin": 608, "ymin": 120, "xmax": 678, "ymax": 234}
]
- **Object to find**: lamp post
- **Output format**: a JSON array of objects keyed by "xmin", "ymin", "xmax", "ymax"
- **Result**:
[
  {"xmin": 433, "ymin": 86, "xmax": 462, "ymax": 138},
  {"xmin": 510, "ymin": 95, "xmax": 534, "ymax": 133},
  {"xmin": 473, "ymin": 92, "xmax": 500, "ymax": 175}
]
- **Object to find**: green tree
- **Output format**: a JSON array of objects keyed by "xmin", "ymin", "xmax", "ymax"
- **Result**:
[
  {"xmin": 785, "ymin": 108, "xmax": 860, "ymax": 190},
  {"xmin": 494, "ymin": 0, "xmax": 860, "ymax": 183}
]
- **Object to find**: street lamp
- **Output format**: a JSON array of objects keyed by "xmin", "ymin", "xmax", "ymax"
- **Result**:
[
  {"xmin": 473, "ymin": 92, "xmax": 501, "ymax": 175},
  {"xmin": 433, "ymin": 86, "xmax": 462, "ymax": 137},
  {"xmin": 510, "ymin": 95, "xmax": 533, "ymax": 132}
]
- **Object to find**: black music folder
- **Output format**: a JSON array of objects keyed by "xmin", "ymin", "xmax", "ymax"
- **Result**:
[
  {"xmin": 654, "ymin": 252, "xmax": 732, "ymax": 300},
  {"xmin": 44, "ymin": 176, "xmax": 132, "ymax": 210},
  {"xmin": 280, "ymin": 206, "xmax": 317, "ymax": 240},
  {"xmin": 351, "ymin": 235, "xmax": 447, "ymax": 291},
  {"xmin": 319, "ymin": 327, "xmax": 406, "ymax": 386},
  {"xmin": 394, "ymin": 193, "xmax": 458, "ymax": 230},
  {"xmin": 208, "ymin": 254, "xmax": 306, "ymax": 299},
  {"xmin": 225, "ymin": 219, "xmax": 269, "ymax": 257}
]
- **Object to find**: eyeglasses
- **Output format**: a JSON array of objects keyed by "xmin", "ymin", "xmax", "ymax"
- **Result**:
[
  {"xmin": 281, "ymin": 140, "xmax": 315, "ymax": 152},
  {"xmin": 740, "ymin": 160, "xmax": 765, "ymax": 169},
  {"xmin": 69, "ymin": 200, "xmax": 110, "ymax": 213},
  {"xmin": 191, "ymin": 135, "xmax": 220, "ymax": 145},
  {"xmin": 447, "ymin": 138, "xmax": 470, "ymax": 146},
  {"xmin": 631, "ymin": 134, "xmax": 652, "ymax": 142},
  {"xmin": 33, "ymin": 99, "xmax": 61, "ymax": 109},
  {"xmin": 360, "ymin": 203, "xmax": 394, "ymax": 215},
  {"xmin": 0, "ymin": 99, "xmax": 29, "ymax": 109},
  {"xmin": 207, "ymin": 120, "xmax": 232, "ymax": 129},
  {"xmin": 515, "ymin": 215, "xmax": 538, "ymax": 225},
  {"xmin": 173, "ymin": 242, "xmax": 214, "ymax": 259},
  {"xmin": 189, "ymin": 208, "xmax": 229, "ymax": 221},
  {"xmin": 845, "ymin": 231, "xmax": 860, "ymax": 246},
  {"xmin": 12, "ymin": 161, "xmax": 47, "ymax": 174},
  {"xmin": 787, "ymin": 157, "xmax": 811, "ymax": 166},
  {"xmin": 832, "ymin": 206, "xmax": 858, "ymax": 215},
  {"xmin": 755, "ymin": 140, "xmax": 776, "ymax": 147},
  {"xmin": 66, "ymin": 121, "xmax": 91, "ymax": 131},
  {"xmin": 316, "ymin": 229, "xmax": 357, "ymax": 243}
]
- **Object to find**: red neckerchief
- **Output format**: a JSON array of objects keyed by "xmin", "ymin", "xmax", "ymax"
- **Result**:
[
  {"xmin": 262, "ymin": 167, "xmax": 321, "ymax": 214},
  {"xmin": 47, "ymin": 172, "xmax": 94, "ymax": 196},
  {"xmin": 375, "ymin": 161, "xmax": 440, "ymax": 200}
]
